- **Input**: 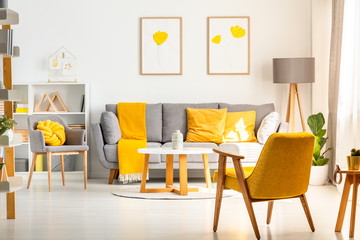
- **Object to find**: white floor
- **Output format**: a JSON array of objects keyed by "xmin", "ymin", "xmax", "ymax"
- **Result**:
[{"xmin": 0, "ymin": 179, "xmax": 357, "ymax": 240}]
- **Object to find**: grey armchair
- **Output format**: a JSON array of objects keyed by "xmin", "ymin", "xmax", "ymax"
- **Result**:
[{"xmin": 27, "ymin": 115, "xmax": 89, "ymax": 192}]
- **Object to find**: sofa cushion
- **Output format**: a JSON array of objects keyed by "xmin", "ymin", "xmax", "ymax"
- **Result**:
[
  {"xmin": 161, "ymin": 142, "xmax": 219, "ymax": 163},
  {"xmin": 219, "ymin": 142, "xmax": 263, "ymax": 164},
  {"xmin": 224, "ymin": 111, "xmax": 257, "ymax": 143},
  {"xmin": 104, "ymin": 142, "xmax": 162, "ymax": 163},
  {"xmin": 162, "ymin": 103, "xmax": 219, "ymax": 143},
  {"xmin": 186, "ymin": 108, "xmax": 227, "ymax": 144},
  {"xmin": 105, "ymin": 103, "xmax": 162, "ymax": 142},
  {"xmin": 100, "ymin": 111, "xmax": 121, "ymax": 144},
  {"xmin": 219, "ymin": 103, "xmax": 275, "ymax": 135},
  {"xmin": 257, "ymin": 112, "xmax": 281, "ymax": 144}
]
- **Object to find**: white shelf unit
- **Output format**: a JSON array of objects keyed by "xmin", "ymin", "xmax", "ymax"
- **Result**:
[{"xmin": 12, "ymin": 82, "xmax": 89, "ymax": 177}]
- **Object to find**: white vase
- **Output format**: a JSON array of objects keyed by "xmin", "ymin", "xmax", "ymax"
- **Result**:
[
  {"xmin": 3, "ymin": 129, "xmax": 13, "ymax": 142},
  {"xmin": 309, "ymin": 164, "xmax": 329, "ymax": 186},
  {"xmin": 172, "ymin": 130, "xmax": 183, "ymax": 149}
]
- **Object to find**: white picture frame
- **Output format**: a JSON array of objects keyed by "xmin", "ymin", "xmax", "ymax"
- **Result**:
[
  {"xmin": 208, "ymin": 17, "xmax": 250, "ymax": 75},
  {"xmin": 141, "ymin": 17, "xmax": 183, "ymax": 75}
]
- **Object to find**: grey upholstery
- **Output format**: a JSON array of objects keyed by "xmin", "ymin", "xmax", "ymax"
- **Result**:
[
  {"xmin": 92, "ymin": 103, "xmax": 287, "ymax": 174},
  {"xmin": 219, "ymin": 103, "xmax": 275, "ymax": 134},
  {"xmin": 100, "ymin": 111, "xmax": 121, "ymax": 144},
  {"xmin": 28, "ymin": 114, "xmax": 87, "ymax": 153},
  {"xmin": 106, "ymin": 103, "xmax": 162, "ymax": 142},
  {"xmin": 162, "ymin": 103, "xmax": 219, "ymax": 142},
  {"xmin": 104, "ymin": 142, "xmax": 162, "ymax": 163}
]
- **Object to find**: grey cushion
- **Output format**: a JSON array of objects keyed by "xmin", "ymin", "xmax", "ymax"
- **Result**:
[
  {"xmin": 162, "ymin": 103, "xmax": 219, "ymax": 142},
  {"xmin": 161, "ymin": 142, "xmax": 219, "ymax": 163},
  {"xmin": 105, "ymin": 103, "xmax": 162, "ymax": 142},
  {"xmin": 100, "ymin": 111, "xmax": 121, "ymax": 145},
  {"xmin": 44, "ymin": 145, "xmax": 89, "ymax": 152},
  {"xmin": 219, "ymin": 103, "xmax": 275, "ymax": 134},
  {"xmin": 104, "ymin": 142, "xmax": 162, "ymax": 163}
]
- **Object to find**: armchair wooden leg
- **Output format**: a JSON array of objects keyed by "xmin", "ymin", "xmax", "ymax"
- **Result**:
[
  {"xmin": 299, "ymin": 194, "xmax": 315, "ymax": 232},
  {"xmin": 233, "ymin": 159, "xmax": 260, "ymax": 240},
  {"xmin": 213, "ymin": 155, "xmax": 226, "ymax": 232},
  {"xmin": 47, "ymin": 152, "xmax": 52, "ymax": 192},
  {"xmin": 108, "ymin": 169, "xmax": 117, "ymax": 184},
  {"xmin": 60, "ymin": 155, "xmax": 65, "ymax": 187},
  {"xmin": 27, "ymin": 153, "xmax": 37, "ymax": 189},
  {"xmin": 83, "ymin": 151, "xmax": 87, "ymax": 190},
  {"xmin": 267, "ymin": 201, "xmax": 274, "ymax": 224},
  {"xmin": 114, "ymin": 169, "xmax": 119, "ymax": 180}
]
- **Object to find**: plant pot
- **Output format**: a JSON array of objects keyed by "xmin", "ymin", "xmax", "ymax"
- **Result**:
[
  {"xmin": 347, "ymin": 156, "xmax": 360, "ymax": 170},
  {"xmin": 309, "ymin": 164, "xmax": 329, "ymax": 186}
]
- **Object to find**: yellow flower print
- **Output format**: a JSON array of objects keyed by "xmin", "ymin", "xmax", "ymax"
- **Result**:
[
  {"xmin": 230, "ymin": 25, "xmax": 246, "ymax": 38},
  {"xmin": 153, "ymin": 31, "xmax": 168, "ymax": 45},
  {"xmin": 212, "ymin": 35, "xmax": 221, "ymax": 44}
]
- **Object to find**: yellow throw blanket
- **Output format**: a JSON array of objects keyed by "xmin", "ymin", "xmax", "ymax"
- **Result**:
[{"xmin": 117, "ymin": 103, "xmax": 147, "ymax": 183}]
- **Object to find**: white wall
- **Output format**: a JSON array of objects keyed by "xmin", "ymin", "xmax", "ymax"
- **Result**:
[{"xmin": 10, "ymin": 0, "xmax": 312, "ymax": 178}]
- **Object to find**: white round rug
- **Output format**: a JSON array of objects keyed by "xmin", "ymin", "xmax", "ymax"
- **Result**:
[{"xmin": 112, "ymin": 187, "xmax": 240, "ymax": 200}]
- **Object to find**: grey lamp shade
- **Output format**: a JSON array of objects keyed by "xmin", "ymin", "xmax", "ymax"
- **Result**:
[{"xmin": 273, "ymin": 58, "xmax": 315, "ymax": 84}]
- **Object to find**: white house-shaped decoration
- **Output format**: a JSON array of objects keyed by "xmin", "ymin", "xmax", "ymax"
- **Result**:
[{"xmin": 48, "ymin": 46, "xmax": 77, "ymax": 82}]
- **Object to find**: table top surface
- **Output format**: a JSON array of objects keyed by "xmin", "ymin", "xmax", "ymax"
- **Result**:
[{"xmin": 138, "ymin": 147, "xmax": 213, "ymax": 154}]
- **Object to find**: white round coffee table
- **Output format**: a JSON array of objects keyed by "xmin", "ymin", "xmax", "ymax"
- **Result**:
[{"xmin": 138, "ymin": 147, "xmax": 213, "ymax": 196}]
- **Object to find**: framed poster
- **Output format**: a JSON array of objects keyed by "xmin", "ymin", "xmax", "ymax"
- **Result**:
[
  {"xmin": 141, "ymin": 17, "xmax": 182, "ymax": 75},
  {"xmin": 208, "ymin": 17, "xmax": 250, "ymax": 75}
]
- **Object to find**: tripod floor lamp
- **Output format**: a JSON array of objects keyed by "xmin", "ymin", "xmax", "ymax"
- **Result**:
[{"xmin": 273, "ymin": 58, "xmax": 315, "ymax": 133}]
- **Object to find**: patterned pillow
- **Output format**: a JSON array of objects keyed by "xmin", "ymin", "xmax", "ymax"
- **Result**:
[{"xmin": 257, "ymin": 112, "xmax": 280, "ymax": 144}]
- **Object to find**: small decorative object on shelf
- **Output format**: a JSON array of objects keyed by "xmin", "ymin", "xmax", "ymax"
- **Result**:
[
  {"xmin": 34, "ymin": 92, "xmax": 68, "ymax": 112},
  {"xmin": 48, "ymin": 46, "xmax": 77, "ymax": 82},
  {"xmin": 348, "ymin": 148, "xmax": 360, "ymax": 170},
  {"xmin": 172, "ymin": 130, "xmax": 183, "ymax": 149}
]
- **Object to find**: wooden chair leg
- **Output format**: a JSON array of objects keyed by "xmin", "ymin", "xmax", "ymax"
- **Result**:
[
  {"xmin": 233, "ymin": 159, "xmax": 261, "ymax": 239},
  {"xmin": 27, "ymin": 153, "xmax": 37, "ymax": 189},
  {"xmin": 350, "ymin": 175, "xmax": 360, "ymax": 238},
  {"xmin": 83, "ymin": 151, "xmax": 87, "ymax": 190},
  {"xmin": 47, "ymin": 152, "xmax": 52, "ymax": 192},
  {"xmin": 267, "ymin": 201, "xmax": 274, "ymax": 224},
  {"xmin": 335, "ymin": 175, "xmax": 353, "ymax": 232},
  {"xmin": 114, "ymin": 169, "xmax": 119, "ymax": 180},
  {"xmin": 108, "ymin": 169, "xmax": 117, "ymax": 184},
  {"xmin": 213, "ymin": 155, "xmax": 226, "ymax": 232},
  {"xmin": 299, "ymin": 194, "xmax": 315, "ymax": 232},
  {"xmin": 60, "ymin": 155, "xmax": 65, "ymax": 187}
]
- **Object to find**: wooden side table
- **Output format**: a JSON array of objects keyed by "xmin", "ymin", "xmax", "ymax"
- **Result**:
[
  {"xmin": 138, "ymin": 147, "xmax": 213, "ymax": 196},
  {"xmin": 334, "ymin": 165, "xmax": 360, "ymax": 238}
]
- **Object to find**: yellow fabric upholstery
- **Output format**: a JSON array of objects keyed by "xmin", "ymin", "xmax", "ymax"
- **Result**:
[
  {"xmin": 186, "ymin": 108, "xmax": 227, "ymax": 144},
  {"xmin": 213, "ymin": 167, "xmax": 255, "ymax": 192},
  {"xmin": 36, "ymin": 120, "xmax": 66, "ymax": 146},
  {"xmin": 117, "ymin": 103, "xmax": 147, "ymax": 181},
  {"xmin": 223, "ymin": 111, "xmax": 257, "ymax": 142},
  {"xmin": 213, "ymin": 132, "xmax": 315, "ymax": 200}
]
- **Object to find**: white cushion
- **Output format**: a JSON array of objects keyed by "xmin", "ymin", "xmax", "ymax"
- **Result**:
[
  {"xmin": 219, "ymin": 142, "xmax": 264, "ymax": 166},
  {"xmin": 257, "ymin": 112, "xmax": 281, "ymax": 144}
]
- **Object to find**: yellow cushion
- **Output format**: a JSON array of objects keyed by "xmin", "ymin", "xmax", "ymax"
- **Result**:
[
  {"xmin": 36, "ymin": 120, "xmax": 66, "ymax": 146},
  {"xmin": 213, "ymin": 167, "xmax": 255, "ymax": 193},
  {"xmin": 186, "ymin": 108, "xmax": 227, "ymax": 144},
  {"xmin": 223, "ymin": 111, "xmax": 257, "ymax": 142}
]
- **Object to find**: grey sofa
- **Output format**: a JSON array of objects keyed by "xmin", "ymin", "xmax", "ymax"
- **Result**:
[{"xmin": 92, "ymin": 103, "xmax": 288, "ymax": 184}]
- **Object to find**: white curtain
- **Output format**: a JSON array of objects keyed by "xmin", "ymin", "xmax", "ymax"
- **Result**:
[{"xmin": 336, "ymin": 0, "xmax": 360, "ymax": 171}]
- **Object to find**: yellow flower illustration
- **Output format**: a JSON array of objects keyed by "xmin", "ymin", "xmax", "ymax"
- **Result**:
[
  {"xmin": 212, "ymin": 35, "xmax": 221, "ymax": 44},
  {"xmin": 153, "ymin": 31, "xmax": 168, "ymax": 45},
  {"xmin": 52, "ymin": 58, "xmax": 58, "ymax": 68},
  {"xmin": 230, "ymin": 25, "xmax": 246, "ymax": 38}
]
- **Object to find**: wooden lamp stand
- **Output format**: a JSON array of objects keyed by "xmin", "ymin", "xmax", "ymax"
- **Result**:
[{"xmin": 286, "ymin": 83, "xmax": 306, "ymax": 133}]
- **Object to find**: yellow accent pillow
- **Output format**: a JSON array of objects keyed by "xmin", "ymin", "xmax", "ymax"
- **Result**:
[
  {"xmin": 186, "ymin": 108, "xmax": 227, "ymax": 144},
  {"xmin": 36, "ymin": 120, "xmax": 66, "ymax": 146},
  {"xmin": 223, "ymin": 111, "xmax": 257, "ymax": 142}
]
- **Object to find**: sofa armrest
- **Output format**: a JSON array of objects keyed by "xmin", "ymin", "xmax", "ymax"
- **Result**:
[
  {"xmin": 277, "ymin": 122, "xmax": 289, "ymax": 133},
  {"xmin": 29, "ymin": 129, "xmax": 46, "ymax": 152},
  {"xmin": 91, "ymin": 123, "xmax": 116, "ymax": 169},
  {"xmin": 65, "ymin": 128, "xmax": 86, "ymax": 145}
]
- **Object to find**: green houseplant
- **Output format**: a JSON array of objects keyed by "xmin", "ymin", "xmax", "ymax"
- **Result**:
[
  {"xmin": 0, "ymin": 115, "xmax": 16, "ymax": 136},
  {"xmin": 307, "ymin": 112, "xmax": 332, "ymax": 185}
]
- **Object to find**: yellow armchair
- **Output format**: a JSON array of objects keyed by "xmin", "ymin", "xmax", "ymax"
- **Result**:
[{"xmin": 212, "ymin": 132, "xmax": 315, "ymax": 239}]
